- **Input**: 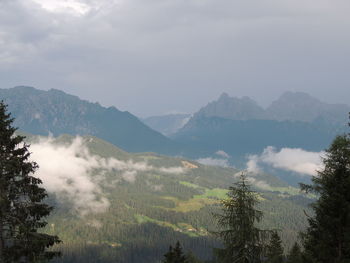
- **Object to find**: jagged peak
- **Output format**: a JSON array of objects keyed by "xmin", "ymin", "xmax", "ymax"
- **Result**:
[{"xmin": 218, "ymin": 92, "xmax": 230, "ymax": 100}]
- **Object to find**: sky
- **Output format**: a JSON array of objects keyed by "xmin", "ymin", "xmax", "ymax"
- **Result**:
[{"xmin": 0, "ymin": 0, "xmax": 349, "ymax": 117}]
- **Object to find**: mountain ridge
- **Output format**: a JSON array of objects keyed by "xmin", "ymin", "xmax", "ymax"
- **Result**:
[
  {"xmin": 187, "ymin": 91, "xmax": 349, "ymax": 125},
  {"xmin": 0, "ymin": 86, "xmax": 179, "ymax": 154}
]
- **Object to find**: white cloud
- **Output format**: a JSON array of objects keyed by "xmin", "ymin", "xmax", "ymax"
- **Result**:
[
  {"xmin": 29, "ymin": 136, "xmax": 186, "ymax": 215},
  {"xmin": 30, "ymin": 137, "xmax": 110, "ymax": 215},
  {"xmin": 197, "ymin": 157, "xmax": 229, "ymax": 167},
  {"xmin": 159, "ymin": 167, "xmax": 186, "ymax": 174},
  {"xmin": 246, "ymin": 146, "xmax": 324, "ymax": 176},
  {"xmin": 246, "ymin": 155, "xmax": 261, "ymax": 175},
  {"xmin": 246, "ymin": 177, "xmax": 272, "ymax": 191},
  {"xmin": 215, "ymin": 150, "xmax": 230, "ymax": 159},
  {"xmin": 30, "ymin": 0, "xmax": 92, "ymax": 15}
]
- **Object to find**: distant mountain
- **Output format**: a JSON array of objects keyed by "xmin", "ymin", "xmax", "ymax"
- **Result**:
[
  {"xmin": 191, "ymin": 91, "xmax": 349, "ymax": 125},
  {"xmin": 174, "ymin": 116, "xmax": 336, "ymax": 158},
  {"xmin": 0, "ymin": 86, "xmax": 179, "ymax": 154},
  {"xmin": 193, "ymin": 92, "xmax": 266, "ymax": 121},
  {"xmin": 142, "ymin": 114, "xmax": 191, "ymax": 136},
  {"xmin": 173, "ymin": 91, "xmax": 348, "ymax": 160},
  {"xmin": 266, "ymin": 91, "xmax": 350, "ymax": 125}
]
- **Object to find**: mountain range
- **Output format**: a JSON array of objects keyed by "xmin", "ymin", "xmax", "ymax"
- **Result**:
[
  {"xmin": 189, "ymin": 91, "xmax": 349, "ymax": 125},
  {"xmin": 1, "ymin": 86, "xmax": 348, "ymax": 166},
  {"xmin": 171, "ymin": 91, "xmax": 349, "ymax": 161},
  {"xmin": 0, "ymin": 86, "xmax": 178, "ymax": 154}
]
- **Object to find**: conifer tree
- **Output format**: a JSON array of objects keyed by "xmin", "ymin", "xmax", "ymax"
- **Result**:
[
  {"xmin": 214, "ymin": 173, "xmax": 267, "ymax": 263},
  {"xmin": 286, "ymin": 242, "xmax": 302, "ymax": 263},
  {"xmin": 163, "ymin": 245, "xmax": 176, "ymax": 263},
  {"xmin": 265, "ymin": 231, "xmax": 284, "ymax": 263},
  {"xmin": 301, "ymin": 134, "xmax": 350, "ymax": 262},
  {"xmin": 163, "ymin": 241, "xmax": 186, "ymax": 263},
  {"xmin": 0, "ymin": 102, "xmax": 60, "ymax": 262}
]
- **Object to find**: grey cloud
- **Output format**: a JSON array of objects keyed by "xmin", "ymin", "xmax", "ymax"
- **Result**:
[{"xmin": 1, "ymin": 0, "xmax": 350, "ymax": 116}]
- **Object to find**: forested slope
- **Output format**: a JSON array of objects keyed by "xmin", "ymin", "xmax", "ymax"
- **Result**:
[{"xmin": 23, "ymin": 134, "xmax": 312, "ymax": 262}]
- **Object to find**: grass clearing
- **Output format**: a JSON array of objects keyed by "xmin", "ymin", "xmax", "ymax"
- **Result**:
[{"xmin": 134, "ymin": 214, "xmax": 206, "ymax": 237}]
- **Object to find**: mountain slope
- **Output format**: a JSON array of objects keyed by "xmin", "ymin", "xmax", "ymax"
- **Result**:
[
  {"xmin": 174, "ymin": 116, "xmax": 336, "ymax": 158},
  {"xmin": 23, "ymin": 133, "xmax": 311, "ymax": 263},
  {"xmin": 0, "ymin": 86, "xmax": 178, "ymax": 154}
]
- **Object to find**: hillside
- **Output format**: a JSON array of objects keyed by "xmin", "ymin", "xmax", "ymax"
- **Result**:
[
  {"xmin": 23, "ymin": 134, "xmax": 312, "ymax": 262},
  {"xmin": 0, "ymin": 86, "xmax": 179, "ymax": 154}
]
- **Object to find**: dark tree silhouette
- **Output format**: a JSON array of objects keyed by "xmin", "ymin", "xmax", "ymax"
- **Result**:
[
  {"xmin": 301, "ymin": 134, "xmax": 350, "ymax": 262},
  {"xmin": 265, "ymin": 231, "xmax": 284, "ymax": 263},
  {"xmin": 214, "ymin": 173, "xmax": 268, "ymax": 263},
  {"xmin": 0, "ymin": 102, "xmax": 60, "ymax": 262},
  {"xmin": 163, "ymin": 241, "xmax": 186, "ymax": 263}
]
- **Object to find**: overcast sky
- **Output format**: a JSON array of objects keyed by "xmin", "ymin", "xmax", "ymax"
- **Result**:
[{"xmin": 0, "ymin": 0, "xmax": 349, "ymax": 117}]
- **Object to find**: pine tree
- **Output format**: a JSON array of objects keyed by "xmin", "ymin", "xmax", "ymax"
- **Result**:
[
  {"xmin": 265, "ymin": 231, "xmax": 284, "ymax": 263},
  {"xmin": 0, "ymin": 102, "xmax": 60, "ymax": 262},
  {"xmin": 163, "ymin": 245, "xmax": 175, "ymax": 263},
  {"xmin": 286, "ymin": 242, "xmax": 302, "ymax": 263},
  {"xmin": 214, "ymin": 173, "xmax": 267, "ymax": 263},
  {"xmin": 301, "ymin": 134, "xmax": 350, "ymax": 262},
  {"xmin": 163, "ymin": 241, "xmax": 186, "ymax": 263}
]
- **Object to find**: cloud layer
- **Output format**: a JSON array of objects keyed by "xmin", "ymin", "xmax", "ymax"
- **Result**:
[
  {"xmin": 29, "ymin": 136, "xmax": 185, "ymax": 215},
  {"xmin": 247, "ymin": 146, "xmax": 324, "ymax": 176}
]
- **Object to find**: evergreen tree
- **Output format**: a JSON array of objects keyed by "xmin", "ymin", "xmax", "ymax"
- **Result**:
[
  {"xmin": 214, "ymin": 173, "xmax": 267, "ymax": 263},
  {"xmin": 265, "ymin": 231, "xmax": 284, "ymax": 263},
  {"xmin": 0, "ymin": 102, "xmax": 60, "ymax": 262},
  {"xmin": 300, "ymin": 134, "xmax": 350, "ymax": 263},
  {"xmin": 286, "ymin": 242, "xmax": 302, "ymax": 263},
  {"xmin": 163, "ymin": 241, "xmax": 186, "ymax": 263},
  {"xmin": 163, "ymin": 245, "xmax": 176, "ymax": 263}
]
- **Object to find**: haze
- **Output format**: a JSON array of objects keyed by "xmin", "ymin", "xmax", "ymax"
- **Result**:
[{"xmin": 1, "ymin": 0, "xmax": 349, "ymax": 117}]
